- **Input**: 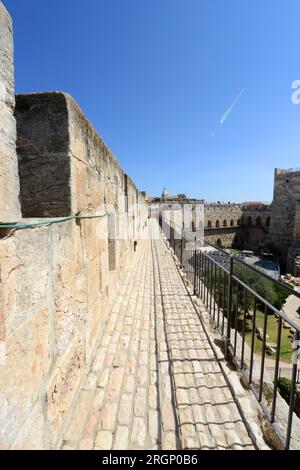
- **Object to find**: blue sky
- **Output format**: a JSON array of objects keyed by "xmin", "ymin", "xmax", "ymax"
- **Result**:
[{"xmin": 5, "ymin": 0, "xmax": 300, "ymax": 202}]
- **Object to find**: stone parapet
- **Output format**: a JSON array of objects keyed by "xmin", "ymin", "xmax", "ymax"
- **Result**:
[
  {"xmin": 16, "ymin": 92, "xmax": 145, "ymax": 220},
  {"xmin": 1, "ymin": 92, "xmax": 147, "ymax": 448}
]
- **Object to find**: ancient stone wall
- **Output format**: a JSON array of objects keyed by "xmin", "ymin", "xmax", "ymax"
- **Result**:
[
  {"xmin": 0, "ymin": 92, "xmax": 147, "ymax": 448},
  {"xmin": 241, "ymin": 205, "xmax": 271, "ymax": 231},
  {"xmin": 204, "ymin": 229, "xmax": 238, "ymax": 248},
  {"xmin": 268, "ymin": 168, "xmax": 300, "ymax": 270},
  {"xmin": 204, "ymin": 204, "xmax": 243, "ymax": 228},
  {"xmin": 0, "ymin": 2, "xmax": 21, "ymax": 222}
]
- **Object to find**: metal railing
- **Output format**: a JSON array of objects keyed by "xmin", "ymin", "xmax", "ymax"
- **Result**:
[{"xmin": 160, "ymin": 218, "xmax": 300, "ymax": 450}]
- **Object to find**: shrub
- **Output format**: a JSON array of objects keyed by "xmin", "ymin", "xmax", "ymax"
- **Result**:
[
  {"xmin": 277, "ymin": 377, "xmax": 292, "ymax": 404},
  {"xmin": 233, "ymin": 263, "xmax": 290, "ymax": 311},
  {"xmin": 234, "ymin": 263, "xmax": 278, "ymax": 308}
]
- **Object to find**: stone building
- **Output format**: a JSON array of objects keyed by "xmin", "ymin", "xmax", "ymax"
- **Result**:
[
  {"xmin": 268, "ymin": 168, "xmax": 300, "ymax": 273},
  {"xmin": 148, "ymin": 193, "xmax": 272, "ymax": 250}
]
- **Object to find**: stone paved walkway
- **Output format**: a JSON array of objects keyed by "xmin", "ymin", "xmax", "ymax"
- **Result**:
[{"xmin": 61, "ymin": 222, "xmax": 255, "ymax": 450}]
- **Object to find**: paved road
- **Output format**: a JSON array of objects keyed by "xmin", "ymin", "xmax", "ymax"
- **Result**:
[{"xmin": 61, "ymin": 222, "xmax": 255, "ymax": 450}]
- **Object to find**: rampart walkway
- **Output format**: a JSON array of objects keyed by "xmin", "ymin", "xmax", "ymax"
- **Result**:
[{"xmin": 61, "ymin": 222, "xmax": 255, "ymax": 450}]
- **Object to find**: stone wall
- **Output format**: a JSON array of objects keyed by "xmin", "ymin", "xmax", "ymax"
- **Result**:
[
  {"xmin": 0, "ymin": 2, "xmax": 21, "ymax": 222},
  {"xmin": 152, "ymin": 202, "xmax": 272, "ymax": 250},
  {"xmin": 268, "ymin": 168, "xmax": 300, "ymax": 270},
  {"xmin": 204, "ymin": 229, "xmax": 238, "ymax": 248},
  {"xmin": 204, "ymin": 204, "xmax": 243, "ymax": 228},
  {"xmin": 241, "ymin": 205, "xmax": 271, "ymax": 231},
  {"xmin": 0, "ymin": 92, "xmax": 147, "ymax": 449}
]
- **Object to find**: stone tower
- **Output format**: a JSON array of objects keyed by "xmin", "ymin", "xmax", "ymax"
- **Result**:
[
  {"xmin": 268, "ymin": 168, "xmax": 300, "ymax": 271},
  {"xmin": 161, "ymin": 187, "xmax": 168, "ymax": 200},
  {"xmin": 0, "ymin": 1, "xmax": 21, "ymax": 222}
]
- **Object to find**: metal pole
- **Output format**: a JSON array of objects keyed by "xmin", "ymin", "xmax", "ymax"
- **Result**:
[
  {"xmin": 193, "ymin": 236, "xmax": 197, "ymax": 296},
  {"xmin": 225, "ymin": 257, "xmax": 233, "ymax": 358},
  {"xmin": 286, "ymin": 330, "xmax": 299, "ymax": 449},
  {"xmin": 180, "ymin": 228, "xmax": 183, "ymax": 268}
]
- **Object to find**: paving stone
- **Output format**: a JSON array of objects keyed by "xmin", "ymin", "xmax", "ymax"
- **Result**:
[
  {"xmin": 83, "ymin": 372, "xmax": 98, "ymax": 391},
  {"xmin": 61, "ymin": 226, "xmax": 259, "ymax": 451},
  {"xmin": 148, "ymin": 385, "xmax": 158, "ymax": 409},
  {"xmin": 118, "ymin": 394, "xmax": 133, "ymax": 425},
  {"xmin": 107, "ymin": 367, "xmax": 124, "ymax": 400},
  {"xmin": 63, "ymin": 389, "xmax": 94, "ymax": 446},
  {"xmin": 86, "ymin": 410, "xmax": 101, "ymax": 435},
  {"xmin": 131, "ymin": 417, "xmax": 146, "ymax": 447},
  {"xmin": 134, "ymin": 387, "xmax": 147, "ymax": 417},
  {"xmin": 114, "ymin": 426, "xmax": 129, "ymax": 450},
  {"xmin": 98, "ymin": 403, "xmax": 118, "ymax": 430},
  {"xmin": 78, "ymin": 439, "xmax": 94, "ymax": 450},
  {"xmin": 97, "ymin": 369, "xmax": 110, "ymax": 389},
  {"xmin": 163, "ymin": 432, "xmax": 177, "ymax": 450},
  {"xmin": 93, "ymin": 390, "xmax": 105, "ymax": 411},
  {"xmin": 95, "ymin": 431, "xmax": 113, "ymax": 450},
  {"xmin": 161, "ymin": 403, "xmax": 176, "ymax": 432},
  {"xmin": 148, "ymin": 410, "xmax": 160, "ymax": 441}
]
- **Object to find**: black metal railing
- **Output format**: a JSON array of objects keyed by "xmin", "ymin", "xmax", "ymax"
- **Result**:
[{"xmin": 160, "ymin": 217, "xmax": 300, "ymax": 450}]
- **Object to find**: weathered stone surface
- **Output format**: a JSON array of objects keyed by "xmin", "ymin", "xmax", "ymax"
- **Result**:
[
  {"xmin": 131, "ymin": 417, "xmax": 146, "ymax": 447},
  {"xmin": 0, "ymin": 227, "xmax": 49, "ymax": 338},
  {"xmin": 63, "ymin": 389, "xmax": 94, "ymax": 446},
  {"xmin": 12, "ymin": 402, "xmax": 45, "ymax": 450},
  {"xmin": 15, "ymin": 93, "xmax": 71, "ymax": 217},
  {"xmin": 15, "ymin": 92, "xmax": 146, "ymax": 221},
  {"xmin": 98, "ymin": 403, "xmax": 118, "ymax": 431},
  {"xmin": 95, "ymin": 430, "xmax": 112, "ymax": 450},
  {"xmin": 268, "ymin": 169, "xmax": 300, "ymax": 271},
  {"xmin": 0, "ymin": 306, "xmax": 50, "ymax": 449},
  {"xmin": 113, "ymin": 426, "xmax": 129, "ymax": 450},
  {"xmin": 46, "ymin": 334, "xmax": 84, "ymax": 447},
  {"xmin": 0, "ymin": 2, "xmax": 21, "ymax": 223}
]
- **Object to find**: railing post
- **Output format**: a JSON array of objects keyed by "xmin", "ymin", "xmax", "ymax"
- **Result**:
[
  {"xmin": 193, "ymin": 236, "xmax": 197, "ymax": 296},
  {"xmin": 173, "ymin": 227, "xmax": 176, "ymax": 253},
  {"xmin": 286, "ymin": 330, "xmax": 299, "ymax": 450},
  {"xmin": 225, "ymin": 257, "xmax": 233, "ymax": 358},
  {"xmin": 180, "ymin": 229, "xmax": 183, "ymax": 268}
]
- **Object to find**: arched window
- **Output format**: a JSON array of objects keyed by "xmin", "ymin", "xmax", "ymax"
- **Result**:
[
  {"xmin": 247, "ymin": 216, "xmax": 252, "ymax": 227},
  {"xmin": 223, "ymin": 220, "xmax": 227, "ymax": 227},
  {"xmin": 256, "ymin": 216, "xmax": 262, "ymax": 227},
  {"xmin": 207, "ymin": 220, "xmax": 212, "ymax": 228},
  {"xmin": 216, "ymin": 220, "xmax": 220, "ymax": 228},
  {"xmin": 266, "ymin": 216, "xmax": 270, "ymax": 227},
  {"xmin": 230, "ymin": 219, "xmax": 234, "ymax": 227},
  {"xmin": 237, "ymin": 219, "xmax": 241, "ymax": 226},
  {"xmin": 217, "ymin": 238, "xmax": 222, "ymax": 247}
]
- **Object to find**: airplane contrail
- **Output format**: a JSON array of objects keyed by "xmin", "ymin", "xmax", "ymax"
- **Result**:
[{"xmin": 220, "ymin": 89, "xmax": 245, "ymax": 124}]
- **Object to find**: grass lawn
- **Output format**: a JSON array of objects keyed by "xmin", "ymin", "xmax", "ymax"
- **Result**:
[{"xmin": 244, "ymin": 309, "xmax": 293, "ymax": 364}]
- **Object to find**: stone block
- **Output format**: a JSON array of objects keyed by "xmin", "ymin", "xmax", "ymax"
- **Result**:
[
  {"xmin": 0, "ymin": 2, "xmax": 21, "ymax": 223},
  {"xmin": 50, "ymin": 221, "xmax": 86, "ymax": 355},
  {"xmin": 0, "ymin": 227, "xmax": 49, "ymax": 338},
  {"xmin": 0, "ymin": 306, "xmax": 51, "ymax": 449},
  {"xmin": 15, "ymin": 91, "xmax": 146, "ymax": 219},
  {"xmin": 15, "ymin": 93, "xmax": 71, "ymax": 217},
  {"xmin": 46, "ymin": 334, "xmax": 84, "ymax": 447}
]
